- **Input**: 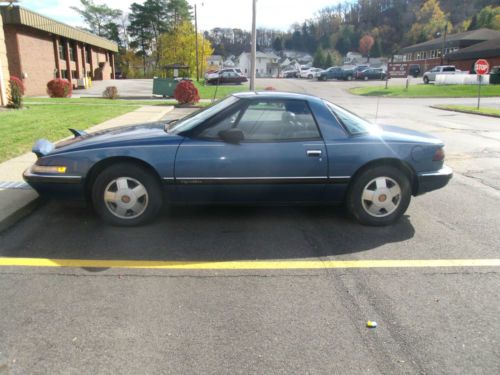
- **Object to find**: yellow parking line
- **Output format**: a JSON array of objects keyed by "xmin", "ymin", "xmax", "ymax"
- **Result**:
[{"xmin": 0, "ymin": 258, "xmax": 499, "ymax": 270}]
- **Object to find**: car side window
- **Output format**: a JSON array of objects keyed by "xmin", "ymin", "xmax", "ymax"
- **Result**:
[
  {"xmin": 196, "ymin": 107, "xmax": 243, "ymax": 139},
  {"xmin": 236, "ymin": 100, "xmax": 320, "ymax": 141}
]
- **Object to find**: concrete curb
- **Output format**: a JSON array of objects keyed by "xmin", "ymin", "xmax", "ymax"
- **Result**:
[
  {"xmin": 0, "ymin": 105, "xmax": 175, "ymax": 233},
  {"xmin": 431, "ymin": 105, "xmax": 500, "ymax": 118}
]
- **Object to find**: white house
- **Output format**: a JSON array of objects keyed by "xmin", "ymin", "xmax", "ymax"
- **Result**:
[
  {"xmin": 207, "ymin": 55, "xmax": 224, "ymax": 70},
  {"xmin": 237, "ymin": 51, "xmax": 280, "ymax": 77}
]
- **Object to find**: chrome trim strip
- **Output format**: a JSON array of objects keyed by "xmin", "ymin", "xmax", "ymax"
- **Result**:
[
  {"xmin": 170, "ymin": 176, "xmax": 351, "ymax": 185},
  {"xmin": 23, "ymin": 169, "xmax": 83, "ymax": 184},
  {"xmin": 418, "ymin": 166, "xmax": 453, "ymax": 177}
]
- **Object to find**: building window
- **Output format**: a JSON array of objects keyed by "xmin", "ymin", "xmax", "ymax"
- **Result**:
[
  {"xmin": 71, "ymin": 70, "xmax": 78, "ymax": 79},
  {"xmin": 69, "ymin": 43, "xmax": 76, "ymax": 62},
  {"xmin": 59, "ymin": 40, "xmax": 67, "ymax": 60},
  {"xmin": 61, "ymin": 70, "xmax": 68, "ymax": 79},
  {"xmin": 86, "ymin": 46, "xmax": 92, "ymax": 64}
]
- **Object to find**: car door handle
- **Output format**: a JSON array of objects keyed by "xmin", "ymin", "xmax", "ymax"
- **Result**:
[{"xmin": 307, "ymin": 150, "xmax": 322, "ymax": 157}]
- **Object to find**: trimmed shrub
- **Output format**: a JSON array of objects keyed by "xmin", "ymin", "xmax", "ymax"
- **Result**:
[
  {"xmin": 103, "ymin": 86, "xmax": 119, "ymax": 99},
  {"xmin": 173, "ymin": 80, "xmax": 200, "ymax": 104},
  {"xmin": 47, "ymin": 79, "xmax": 72, "ymax": 98},
  {"xmin": 8, "ymin": 76, "xmax": 25, "ymax": 109},
  {"xmin": 264, "ymin": 86, "xmax": 276, "ymax": 91}
]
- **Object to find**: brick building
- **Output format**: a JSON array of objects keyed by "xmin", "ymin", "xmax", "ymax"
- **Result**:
[
  {"xmin": 0, "ymin": 5, "xmax": 118, "ymax": 98},
  {"xmin": 399, "ymin": 28, "xmax": 500, "ymax": 73}
]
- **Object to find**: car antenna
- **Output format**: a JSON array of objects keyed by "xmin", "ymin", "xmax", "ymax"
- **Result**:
[{"xmin": 374, "ymin": 96, "xmax": 381, "ymax": 124}]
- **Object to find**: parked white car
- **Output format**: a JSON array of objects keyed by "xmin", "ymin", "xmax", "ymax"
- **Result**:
[
  {"xmin": 423, "ymin": 65, "xmax": 458, "ymax": 84},
  {"xmin": 300, "ymin": 67, "xmax": 323, "ymax": 79}
]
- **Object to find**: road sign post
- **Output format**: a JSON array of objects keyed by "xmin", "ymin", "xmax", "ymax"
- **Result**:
[{"xmin": 474, "ymin": 59, "xmax": 489, "ymax": 110}]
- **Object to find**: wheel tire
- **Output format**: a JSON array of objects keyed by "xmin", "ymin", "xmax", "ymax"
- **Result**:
[
  {"xmin": 423, "ymin": 76, "xmax": 429, "ymax": 84},
  {"xmin": 347, "ymin": 75, "xmax": 353, "ymax": 81},
  {"xmin": 347, "ymin": 165, "xmax": 411, "ymax": 226},
  {"xmin": 364, "ymin": 76, "xmax": 369, "ymax": 81},
  {"xmin": 92, "ymin": 163, "xmax": 163, "ymax": 226},
  {"xmin": 308, "ymin": 74, "xmax": 313, "ymax": 79}
]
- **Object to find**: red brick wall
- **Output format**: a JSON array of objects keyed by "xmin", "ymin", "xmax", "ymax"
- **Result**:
[
  {"xmin": 12, "ymin": 25, "xmax": 55, "ymax": 96},
  {"xmin": 450, "ymin": 57, "xmax": 500, "ymax": 72},
  {"xmin": 4, "ymin": 25, "xmax": 22, "ymax": 79}
]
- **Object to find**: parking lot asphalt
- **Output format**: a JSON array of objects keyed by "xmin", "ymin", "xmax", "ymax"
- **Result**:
[{"xmin": 0, "ymin": 79, "xmax": 499, "ymax": 374}]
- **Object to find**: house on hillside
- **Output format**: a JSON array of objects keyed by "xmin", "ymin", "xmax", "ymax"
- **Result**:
[
  {"xmin": 0, "ymin": 5, "xmax": 118, "ymax": 97},
  {"xmin": 207, "ymin": 55, "xmax": 223, "ymax": 71},
  {"xmin": 237, "ymin": 51, "xmax": 280, "ymax": 77}
]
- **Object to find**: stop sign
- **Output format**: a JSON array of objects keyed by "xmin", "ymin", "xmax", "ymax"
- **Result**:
[{"xmin": 475, "ymin": 59, "xmax": 490, "ymax": 75}]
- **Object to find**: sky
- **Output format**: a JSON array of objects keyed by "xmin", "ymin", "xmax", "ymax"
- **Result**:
[{"xmin": 17, "ymin": 0, "xmax": 343, "ymax": 31}]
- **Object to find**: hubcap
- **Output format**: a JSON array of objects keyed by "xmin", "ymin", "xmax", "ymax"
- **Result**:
[
  {"xmin": 104, "ymin": 177, "xmax": 149, "ymax": 220},
  {"xmin": 361, "ymin": 177, "xmax": 401, "ymax": 218}
]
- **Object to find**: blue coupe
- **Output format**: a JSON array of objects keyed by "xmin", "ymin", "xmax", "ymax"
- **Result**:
[{"xmin": 23, "ymin": 92, "xmax": 452, "ymax": 226}]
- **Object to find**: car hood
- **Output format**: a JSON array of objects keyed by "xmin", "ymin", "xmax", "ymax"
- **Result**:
[
  {"xmin": 50, "ymin": 123, "xmax": 184, "ymax": 155},
  {"xmin": 377, "ymin": 124, "xmax": 442, "ymax": 145}
]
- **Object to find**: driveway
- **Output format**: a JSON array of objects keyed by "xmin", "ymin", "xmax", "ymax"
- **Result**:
[{"xmin": 73, "ymin": 79, "xmax": 155, "ymax": 98}]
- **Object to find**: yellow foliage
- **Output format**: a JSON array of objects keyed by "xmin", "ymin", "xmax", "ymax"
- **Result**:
[{"xmin": 158, "ymin": 21, "xmax": 214, "ymax": 78}]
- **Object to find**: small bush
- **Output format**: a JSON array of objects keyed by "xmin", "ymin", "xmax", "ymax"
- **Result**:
[
  {"xmin": 103, "ymin": 86, "xmax": 119, "ymax": 99},
  {"xmin": 173, "ymin": 80, "xmax": 200, "ymax": 104},
  {"xmin": 264, "ymin": 86, "xmax": 276, "ymax": 91},
  {"xmin": 47, "ymin": 79, "xmax": 72, "ymax": 98},
  {"xmin": 8, "ymin": 76, "xmax": 25, "ymax": 108}
]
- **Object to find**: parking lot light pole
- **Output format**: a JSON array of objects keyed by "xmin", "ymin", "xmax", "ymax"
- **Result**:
[{"xmin": 250, "ymin": 0, "xmax": 257, "ymax": 91}]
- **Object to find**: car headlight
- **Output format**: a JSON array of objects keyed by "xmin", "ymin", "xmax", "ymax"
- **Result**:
[{"xmin": 32, "ymin": 165, "xmax": 67, "ymax": 174}]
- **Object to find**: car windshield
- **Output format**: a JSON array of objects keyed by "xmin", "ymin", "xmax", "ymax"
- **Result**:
[
  {"xmin": 324, "ymin": 100, "xmax": 378, "ymax": 135},
  {"xmin": 167, "ymin": 96, "xmax": 239, "ymax": 134}
]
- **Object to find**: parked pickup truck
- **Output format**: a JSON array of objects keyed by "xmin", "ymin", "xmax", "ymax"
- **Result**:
[{"xmin": 423, "ymin": 65, "xmax": 458, "ymax": 84}]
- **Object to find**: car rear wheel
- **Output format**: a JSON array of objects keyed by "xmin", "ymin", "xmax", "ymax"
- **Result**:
[
  {"xmin": 364, "ymin": 76, "xmax": 369, "ymax": 81},
  {"xmin": 347, "ymin": 166, "xmax": 411, "ymax": 226},
  {"xmin": 92, "ymin": 163, "xmax": 162, "ymax": 226},
  {"xmin": 346, "ymin": 75, "xmax": 353, "ymax": 81}
]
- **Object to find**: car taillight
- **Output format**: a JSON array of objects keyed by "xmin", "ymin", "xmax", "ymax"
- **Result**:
[{"xmin": 433, "ymin": 147, "xmax": 445, "ymax": 161}]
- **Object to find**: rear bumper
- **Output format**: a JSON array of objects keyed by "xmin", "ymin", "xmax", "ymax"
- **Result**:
[
  {"xmin": 23, "ymin": 167, "xmax": 86, "ymax": 200},
  {"xmin": 415, "ymin": 166, "xmax": 453, "ymax": 196}
]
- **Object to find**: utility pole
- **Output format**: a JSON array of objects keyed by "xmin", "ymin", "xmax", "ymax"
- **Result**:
[
  {"xmin": 195, "ymin": 4, "xmax": 199, "ymax": 82},
  {"xmin": 440, "ymin": 24, "xmax": 448, "ymax": 65},
  {"xmin": 250, "ymin": 0, "xmax": 257, "ymax": 91}
]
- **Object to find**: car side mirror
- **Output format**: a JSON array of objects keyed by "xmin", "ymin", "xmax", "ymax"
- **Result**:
[{"xmin": 218, "ymin": 129, "xmax": 244, "ymax": 144}]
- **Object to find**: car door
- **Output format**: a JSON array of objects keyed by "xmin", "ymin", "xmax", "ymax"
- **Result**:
[{"xmin": 174, "ymin": 98, "xmax": 328, "ymax": 203}]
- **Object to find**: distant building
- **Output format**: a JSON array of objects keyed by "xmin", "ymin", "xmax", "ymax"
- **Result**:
[
  {"xmin": 0, "ymin": 5, "xmax": 118, "ymax": 97},
  {"xmin": 206, "ymin": 55, "xmax": 223, "ymax": 71},
  {"xmin": 400, "ymin": 28, "xmax": 500, "ymax": 72},
  {"xmin": 237, "ymin": 51, "xmax": 280, "ymax": 77}
]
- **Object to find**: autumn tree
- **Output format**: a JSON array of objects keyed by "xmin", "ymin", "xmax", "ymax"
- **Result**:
[
  {"xmin": 158, "ymin": 21, "xmax": 213, "ymax": 78},
  {"xmin": 359, "ymin": 34, "xmax": 375, "ymax": 62},
  {"xmin": 406, "ymin": 0, "xmax": 451, "ymax": 44}
]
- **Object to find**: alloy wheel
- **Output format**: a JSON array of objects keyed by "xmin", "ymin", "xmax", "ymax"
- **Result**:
[{"xmin": 361, "ymin": 177, "xmax": 402, "ymax": 218}]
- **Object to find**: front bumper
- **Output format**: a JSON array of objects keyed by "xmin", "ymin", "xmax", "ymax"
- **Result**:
[
  {"xmin": 415, "ymin": 165, "xmax": 453, "ymax": 196},
  {"xmin": 23, "ymin": 167, "xmax": 85, "ymax": 200}
]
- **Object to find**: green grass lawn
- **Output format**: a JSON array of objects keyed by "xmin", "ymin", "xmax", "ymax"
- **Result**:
[
  {"xmin": 194, "ymin": 81, "xmax": 252, "ymax": 99},
  {"xmin": 350, "ymin": 84, "xmax": 500, "ymax": 97},
  {"xmin": 24, "ymin": 98, "xmax": 177, "ymax": 106},
  {"xmin": 434, "ymin": 105, "xmax": 500, "ymax": 118},
  {"xmin": 0, "ymin": 103, "xmax": 140, "ymax": 162}
]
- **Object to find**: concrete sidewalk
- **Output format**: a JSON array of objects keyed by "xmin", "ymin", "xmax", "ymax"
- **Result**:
[{"xmin": 0, "ymin": 105, "xmax": 174, "ymax": 231}]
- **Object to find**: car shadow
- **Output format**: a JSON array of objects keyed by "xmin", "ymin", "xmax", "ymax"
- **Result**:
[{"xmin": 0, "ymin": 201, "xmax": 415, "ymax": 262}]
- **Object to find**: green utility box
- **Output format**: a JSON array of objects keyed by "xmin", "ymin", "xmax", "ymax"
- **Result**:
[
  {"xmin": 489, "ymin": 66, "xmax": 500, "ymax": 85},
  {"xmin": 153, "ymin": 77, "xmax": 178, "ymax": 97}
]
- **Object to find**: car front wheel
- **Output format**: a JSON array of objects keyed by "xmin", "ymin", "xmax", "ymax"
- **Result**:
[
  {"xmin": 423, "ymin": 76, "xmax": 429, "ymax": 84},
  {"xmin": 347, "ymin": 166, "xmax": 411, "ymax": 226},
  {"xmin": 92, "ymin": 163, "xmax": 163, "ymax": 226}
]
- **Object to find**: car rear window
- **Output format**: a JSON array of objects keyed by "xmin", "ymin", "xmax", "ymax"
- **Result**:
[{"xmin": 324, "ymin": 100, "xmax": 378, "ymax": 135}]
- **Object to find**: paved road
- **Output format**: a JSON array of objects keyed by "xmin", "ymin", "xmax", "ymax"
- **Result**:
[{"xmin": 0, "ymin": 80, "xmax": 499, "ymax": 374}]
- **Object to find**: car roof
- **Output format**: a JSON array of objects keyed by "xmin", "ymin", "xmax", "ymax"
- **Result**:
[{"xmin": 233, "ymin": 91, "xmax": 323, "ymax": 103}]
